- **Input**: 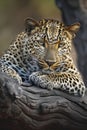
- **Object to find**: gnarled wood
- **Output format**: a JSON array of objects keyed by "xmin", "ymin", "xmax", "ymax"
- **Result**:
[{"xmin": 0, "ymin": 72, "xmax": 87, "ymax": 130}]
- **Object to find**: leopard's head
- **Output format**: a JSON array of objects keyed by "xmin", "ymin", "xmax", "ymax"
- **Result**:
[{"xmin": 25, "ymin": 18, "xmax": 80, "ymax": 70}]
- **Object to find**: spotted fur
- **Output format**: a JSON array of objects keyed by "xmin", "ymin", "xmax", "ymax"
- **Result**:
[{"xmin": 0, "ymin": 18, "xmax": 86, "ymax": 96}]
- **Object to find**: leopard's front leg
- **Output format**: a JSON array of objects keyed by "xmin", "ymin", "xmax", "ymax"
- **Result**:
[
  {"xmin": 1, "ymin": 65, "xmax": 22, "ymax": 84},
  {"xmin": 29, "ymin": 72, "xmax": 86, "ymax": 96}
]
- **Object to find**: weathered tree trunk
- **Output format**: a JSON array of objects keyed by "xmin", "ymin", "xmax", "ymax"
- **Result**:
[
  {"xmin": 0, "ymin": 72, "xmax": 87, "ymax": 130},
  {"xmin": 56, "ymin": 0, "xmax": 87, "ymax": 86}
]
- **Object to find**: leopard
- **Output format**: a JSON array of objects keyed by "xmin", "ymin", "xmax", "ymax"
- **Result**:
[{"xmin": 0, "ymin": 18, "xmax": 86, "ymax": 96}]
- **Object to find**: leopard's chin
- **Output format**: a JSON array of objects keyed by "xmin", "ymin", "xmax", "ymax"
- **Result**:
[{"xmin": 42, "ymin": 68, "xmax": 55, "ymax": 74}]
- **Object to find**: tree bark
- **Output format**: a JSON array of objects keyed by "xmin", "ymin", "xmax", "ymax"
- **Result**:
[
  {"xmin": 0, "ymin": 72, "xmax": 87, "ymax": 130},
  {"xmin": 56, "ymin": 0, "xmax": 87, "ymax": 86}
]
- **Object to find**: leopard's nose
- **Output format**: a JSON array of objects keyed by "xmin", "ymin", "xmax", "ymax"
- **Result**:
[
  {"xmin": 45, "ymin": 60, "xmax": 56, "ymax": 66},
  {"xmin": 45, "ymin": 53, "xmax": 57, "ymax": 66}
]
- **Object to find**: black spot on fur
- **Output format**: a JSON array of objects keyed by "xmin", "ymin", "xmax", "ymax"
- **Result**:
[{"xmin": 71, "ymin": 89, "xmax": 74, "ymax": 92}]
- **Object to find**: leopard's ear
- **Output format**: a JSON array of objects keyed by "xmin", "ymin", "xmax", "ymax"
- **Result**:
[
  {"xmin": 25, "ymin": 18, "xmax": 40, "ymax": 34},
  {"xmin": 65, "ymin": 22, "xmax": 80, "ymax": 38}
]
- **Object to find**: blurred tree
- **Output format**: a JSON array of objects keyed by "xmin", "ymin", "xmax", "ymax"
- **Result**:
[{"xmin": 56, "ymin": 0, "xmax": 87, "ymax": 86}]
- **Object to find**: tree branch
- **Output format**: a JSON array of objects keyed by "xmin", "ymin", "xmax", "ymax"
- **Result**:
[{"xmin": 0, "ymin": 72, "xmax": 87, "ymax": 130}]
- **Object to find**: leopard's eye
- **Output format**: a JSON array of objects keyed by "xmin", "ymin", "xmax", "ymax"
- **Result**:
[
  {"xmin": 58, "ymin": 39, "xmax": 65, "ymax": 48},
  {"xmin": 59, "ymin": 36, "xmax": 66, "ymax": 41},
  {"xmin": 35, "ymin": 39, "xmax": 45, "ymax": 48},
  {"xmin": 58, "ymin": 42, "xmax": 62, "ymax": 48}
]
